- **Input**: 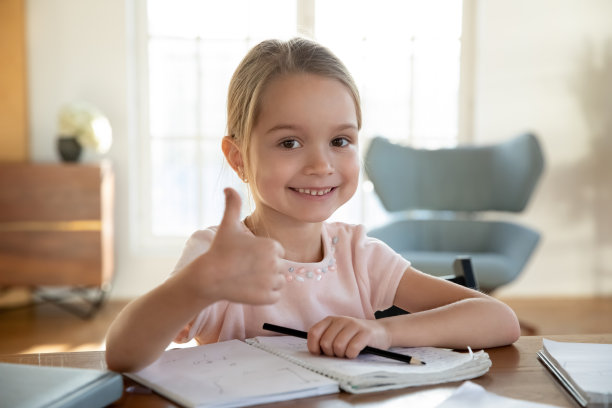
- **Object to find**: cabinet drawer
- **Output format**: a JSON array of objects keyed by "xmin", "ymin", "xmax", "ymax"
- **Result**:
[{"xmin": 0, "ymin": 162, "xmax": 114, "ymax": 287}]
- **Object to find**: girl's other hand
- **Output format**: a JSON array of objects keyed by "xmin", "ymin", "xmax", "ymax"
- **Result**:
[
  {"xmin": 307, "ymin": 316, "xmax": 392, "ymax": 359},
  {"xmin": 183, "ymin": 188, "xmax": 286, "ymax": 305}
]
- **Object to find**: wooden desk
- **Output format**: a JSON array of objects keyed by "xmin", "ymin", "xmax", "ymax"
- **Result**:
[{"xmin": 2, "ymin": 334, "xmax": 610, "ymax": 407}]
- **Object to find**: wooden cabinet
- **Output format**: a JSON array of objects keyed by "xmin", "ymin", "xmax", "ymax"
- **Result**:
[{"xmin": 0, "ymin": 162, "xmax": 114, "ymax": 287}]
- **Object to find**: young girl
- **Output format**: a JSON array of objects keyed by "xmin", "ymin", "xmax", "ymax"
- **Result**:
[{"xmin": 105, "ymin": 38, "xmax": 520, "ymax": 373}]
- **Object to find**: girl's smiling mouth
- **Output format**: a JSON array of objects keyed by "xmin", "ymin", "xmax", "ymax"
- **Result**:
[{"xmin": 290, "ymin": 187, "xmax": 335, "ymax": 196}]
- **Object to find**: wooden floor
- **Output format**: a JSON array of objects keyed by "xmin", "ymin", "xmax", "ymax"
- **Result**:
[{"xmin": 0, "ymin": 296, "xmax": 611, "ymax": 355}]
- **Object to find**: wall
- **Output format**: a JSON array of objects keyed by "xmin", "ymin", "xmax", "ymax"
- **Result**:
[
  {"xmin": 24, "ymin": 0, "xmax": 612, "ymax": 299},
  {"xmin": 26, "ymin": 0, "xmax": 177, "ymax": 299},
  {"xmin": 473, "ymin": 0, "xmax": 612, "ymax": 297}
]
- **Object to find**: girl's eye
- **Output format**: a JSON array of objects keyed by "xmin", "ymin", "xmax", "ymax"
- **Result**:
[
  {"xmin": 280, "ymin": 139, "xmax": 301, "ymax": 149},
  {"xmin": 331, "ymin": 137, "xmax": 350, "ymax": 147}
]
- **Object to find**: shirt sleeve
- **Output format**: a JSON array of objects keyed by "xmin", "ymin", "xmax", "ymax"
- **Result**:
[{"xmin": 171, "ymin": 227, "xmax": 217, "ymax": 274}]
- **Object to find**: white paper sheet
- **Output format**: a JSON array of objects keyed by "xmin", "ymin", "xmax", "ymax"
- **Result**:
[{"xmin": 436, "ymin": 381, "xmax": 561, "ymax": 408}]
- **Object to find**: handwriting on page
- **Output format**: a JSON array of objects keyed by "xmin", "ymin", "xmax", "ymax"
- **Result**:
[{"xmin": 133, "ymin": 339, "xmax": 336, "ymax": 405}]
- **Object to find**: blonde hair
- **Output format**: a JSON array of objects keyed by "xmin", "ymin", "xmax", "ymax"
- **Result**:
[{"xmin": 226, "ymin": 38, "xmax": 362, "ymax": 180}]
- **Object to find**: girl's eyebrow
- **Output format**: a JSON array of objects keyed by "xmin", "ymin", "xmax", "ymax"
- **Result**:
[
  {"xmin": 265, "ymin": 123, "xmax": 358, "ymax": 134},
  {"xmin": 335, "ymin": 123, "xmax": 359, "ymax": 132},
  {"xmin": 266, "ymin": 124, "xmax": 299, "ymax": 134}
]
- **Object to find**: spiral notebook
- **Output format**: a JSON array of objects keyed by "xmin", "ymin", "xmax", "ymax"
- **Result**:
[{"xmin": 127, "ymin": 336, "xmax": 491, "ymax": 408}]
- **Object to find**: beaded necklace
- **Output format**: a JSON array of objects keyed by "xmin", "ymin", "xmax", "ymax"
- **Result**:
[{"xmin": 282, "ymin": 233, "xmax": 339, "ymax": 283}]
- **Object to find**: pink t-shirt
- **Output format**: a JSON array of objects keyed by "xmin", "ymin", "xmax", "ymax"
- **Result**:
[{"xmin": 172, "ymin": 222, "xmax": 410, "ymax": 345}]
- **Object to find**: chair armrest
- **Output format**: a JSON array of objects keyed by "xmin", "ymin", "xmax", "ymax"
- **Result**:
[{"xmin": 439, "ymin": 256, "xmax": 479, "ymax": 290}]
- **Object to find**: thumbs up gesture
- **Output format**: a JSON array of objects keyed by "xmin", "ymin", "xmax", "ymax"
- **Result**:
[{"xmin": 185, "ymin": 188, "xmax": 286, "ymax": 305}]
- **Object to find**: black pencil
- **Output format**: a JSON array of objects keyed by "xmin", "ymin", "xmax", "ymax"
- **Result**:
[{"xmin": 262, "ymin": 323, "xmax": 425, "ymax": 365}]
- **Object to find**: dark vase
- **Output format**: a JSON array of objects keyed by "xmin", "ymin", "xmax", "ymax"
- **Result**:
[{"xmin": 57, "ymin": 137, "xmax": 82, "ymax": 162}]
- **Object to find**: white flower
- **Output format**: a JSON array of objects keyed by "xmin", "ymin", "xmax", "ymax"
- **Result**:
[{"xmin": 58, "ymin": 102, "xmax": 112, "ymax": 153}]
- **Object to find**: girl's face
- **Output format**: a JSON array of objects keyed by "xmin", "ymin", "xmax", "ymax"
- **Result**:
[{"xmin": 247, "ymin": 73, "xmax": 360, "ymax": 226}]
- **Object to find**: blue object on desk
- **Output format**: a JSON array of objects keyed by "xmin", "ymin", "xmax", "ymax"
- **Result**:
[{"xmin": 0, "ymin": 362, "xmax": 123, "ymax": 408}]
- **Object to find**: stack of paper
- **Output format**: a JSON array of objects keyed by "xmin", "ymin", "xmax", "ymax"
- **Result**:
[{"xmin": 537, "ymin": 339, "xmax": 612, "ymax": 407}]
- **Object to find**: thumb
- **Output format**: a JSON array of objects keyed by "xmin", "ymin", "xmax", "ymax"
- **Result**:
[{"xmin": 219, "ymin": 187, "xmax": 242, "ymax": 230}]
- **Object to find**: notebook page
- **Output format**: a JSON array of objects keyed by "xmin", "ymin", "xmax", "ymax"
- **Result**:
[
  {"xmin": 127, "ymin": 339, "xmax": 338, "ymax": 408},
  {"xmin": 248, "ymin": 335, "xmax": 474, "ymax": 376}
]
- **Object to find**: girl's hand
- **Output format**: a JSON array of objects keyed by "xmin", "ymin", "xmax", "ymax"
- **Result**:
[
  {"xmin": 307, "ymin": 316, "xmax": 392, "ymax": 359},
  {"xmin": 183, "ymin": 188, "xmax": 286, "ymax": 305}
]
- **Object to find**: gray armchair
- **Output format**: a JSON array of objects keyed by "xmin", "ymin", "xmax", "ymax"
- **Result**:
[{"xmin": 364, "ymin": 133, "xmax": 545, "ymax": 292}]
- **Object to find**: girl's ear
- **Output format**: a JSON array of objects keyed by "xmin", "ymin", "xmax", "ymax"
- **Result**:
[{"xmin": 221, "ymin": 136, "xmax": 245, "ymax": 179}]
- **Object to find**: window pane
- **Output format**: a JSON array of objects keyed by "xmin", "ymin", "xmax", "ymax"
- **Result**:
[
  {"xmin": 198, "ymin": 138, "xmax": 250, "ymax": 228},
  {"xmin": 361, "ymin": 40, "xmax": 413, "ymax": 140},
  {"xmin": 148, "ymin": 0, "xmax": 250, "ymax": 39},
  {"xmin": 412, "ymin": 38, "xmax": 461, "ymax": 147},
  {"xmin": 199, "ymin": 40, "xmax": 249, "ymax": 138},
  {"xmin": 315, "ymin": 0, "xmax": 462, "ymax": 148},
  {"xmin": 151, "ymin": 139, "xmax": 250, "ymax": 237},
  {"xmin": 148, "ymin": 0, "xmax": 296, "ymax": 39},
  {"xmin": 151, "ymin": 139, "xmax": 199, "ymax": 236},
  {"xmin": 149, "ymin": 38, "xmax": 199, "ymax": 138},
  {"xmin": 247, "ymin": 0, "xmax": 297, "ymax": 39},
  {"xmin": 411, "ymin": 0, "xmax": 463, "ymax": 38}
]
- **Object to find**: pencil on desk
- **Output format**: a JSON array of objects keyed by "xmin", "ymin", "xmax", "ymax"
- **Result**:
[{"xmin": 262, "ymin": 323, "xmax": 425, "ymax": 365}]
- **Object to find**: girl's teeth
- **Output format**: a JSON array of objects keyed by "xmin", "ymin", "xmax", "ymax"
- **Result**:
[{"xmin": 297, "ymin": 188, "xmax": 331, "ymax": 196}]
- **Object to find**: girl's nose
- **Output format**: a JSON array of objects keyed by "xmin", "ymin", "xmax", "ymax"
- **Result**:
[{"xmin": 304, "ymin": 147, "xmax": 334, "ymax": 175}]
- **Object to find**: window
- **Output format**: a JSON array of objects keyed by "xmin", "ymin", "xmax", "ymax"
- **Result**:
[{"xmin": 136, "ymin": 0, "xmax": 465, "ymax": 249}]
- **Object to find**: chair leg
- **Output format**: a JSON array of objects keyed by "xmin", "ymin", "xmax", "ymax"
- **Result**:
[{"xmin": 33, "ymin": 285, "xmax": 109, "ymax": 320}]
